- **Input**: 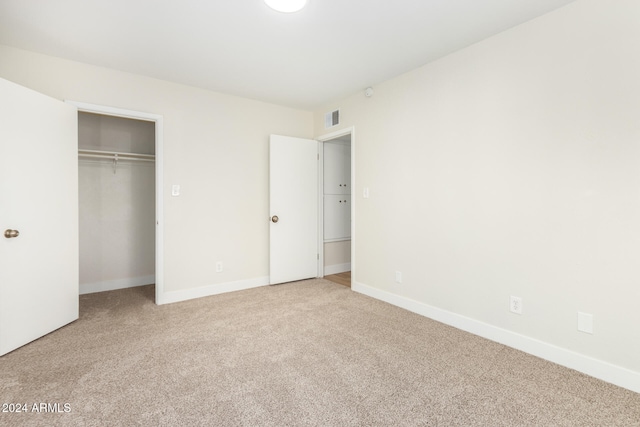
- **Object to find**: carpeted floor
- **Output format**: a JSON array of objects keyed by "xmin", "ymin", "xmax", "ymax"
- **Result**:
[{"xmin": 1, "ymin": 279, "xmax": 639, "ymax": 426}]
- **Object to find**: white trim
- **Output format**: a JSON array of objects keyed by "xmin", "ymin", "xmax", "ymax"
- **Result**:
[
  {"xmin": 161, "ymin": 277, "xmax": 270, "ymax": 305},
  {"xmin": 324, "ymin": 263, "xmax": 351, "ymax": 276},
  {"xmin": 65, "ymin": 100, "xmax": 165, "ymax": 306},
  {"xmin": 352, "ymin": 280, "xmax": 640, "ymax": 394},
  {"xmin": 324, "ymin": 237, "xmax": 351, "ymax": 243},
  {"xmin": 79, "ymin": 276, "xmax": 155, "ymax": 295},
  {"xmin": 65, "ymin": 101, "xmax": 161, "ymax": 122},
  {"xmin": 350, "ymin": 129, "xmax": 355, "ymax": 289},
  {"xmin": 317, "ymin": 142, "xmax": 324, "ymax": 276},
  {"xmin": 317, "ymin": 126, "xmax": 354, "ymax": 142}
]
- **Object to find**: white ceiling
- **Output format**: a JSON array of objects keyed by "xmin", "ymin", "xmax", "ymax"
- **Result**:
[{"xmin": 0, "ymin": 0, "xmax": 577, "ymax": 110}]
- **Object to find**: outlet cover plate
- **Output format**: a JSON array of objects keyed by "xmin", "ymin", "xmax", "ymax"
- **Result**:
[{"xmin": 510, "ymin": 296, "xmax": 523, "ymax": 314}]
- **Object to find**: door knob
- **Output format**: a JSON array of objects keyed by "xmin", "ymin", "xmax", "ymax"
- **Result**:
[
  {"xmin": 271, "ymin": 215, "xmax": 279, "ymax": 223},
  {"xmin": 4, "ymin": 229, "xmax": 20, "ymax": 238}
]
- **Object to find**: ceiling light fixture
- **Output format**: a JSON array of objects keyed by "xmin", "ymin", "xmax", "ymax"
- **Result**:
[{"xmin": 264, "ymin": 0, "xmax": 307, "ymax": 13}]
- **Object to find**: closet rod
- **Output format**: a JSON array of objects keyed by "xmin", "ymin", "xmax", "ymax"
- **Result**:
[{"xmin": 78, "ymin": 149, "xmax": 155, "ymax": 162}]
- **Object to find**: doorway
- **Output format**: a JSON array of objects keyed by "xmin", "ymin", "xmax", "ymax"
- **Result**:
[
  {"xmin": 319, "ymin": 127, "xmax": 354, "ymax": 287},
  {"xmin": 67, "ymin": 101, "xmax": 164, "ymax": 304}
]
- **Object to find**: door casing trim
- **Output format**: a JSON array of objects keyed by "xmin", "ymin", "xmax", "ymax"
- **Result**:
[
  {"xmin": 316, "ymin": 126, "xmax": 355, "ymax": 280},
  {"xmin": 65, "ymin": 100, "xmax": 165, "ymax": 305}
]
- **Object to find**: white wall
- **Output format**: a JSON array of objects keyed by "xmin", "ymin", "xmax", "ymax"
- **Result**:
[
  {"xmin": 78, "ymin": 112, "xmax": 155, "ymax": 153},
  {"xmin": 324, "ymin": 241, "xmax": 350, "ymax": 275},
  {"xmin": 315, "ymin": 0, "xmax": 640, "ymax": 391},
  {"xmin": 78, "ymin": 113, "xmax": 156, "ymax": 293},
  {"xmin": 0, "ymin": 44, "xmax": 314, "ymax": 300}
]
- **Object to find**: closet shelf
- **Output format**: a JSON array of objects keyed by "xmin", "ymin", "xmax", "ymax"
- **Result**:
[{"xmin": 78, "ymin": 149, "xmax": 155, "ymax": 162}]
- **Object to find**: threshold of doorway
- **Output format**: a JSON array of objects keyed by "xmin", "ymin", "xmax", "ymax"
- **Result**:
[{"xmin": 324, "ymin": 271, "xmax": 351, "ymax": 288}]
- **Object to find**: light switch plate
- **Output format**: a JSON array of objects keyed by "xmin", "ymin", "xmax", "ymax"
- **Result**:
[
  {"xmin": 395, "ymin": 271, "xmax": 402, "ymax": 284},
  {"xmin": 171, "ymin": 184, "xmax": 180, "ymax": 196}
]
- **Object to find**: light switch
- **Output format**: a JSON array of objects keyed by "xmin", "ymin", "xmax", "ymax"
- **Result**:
[
  {"xmin": 171, "ymin": 185, "xmax": 181, "ymax": 197},
  {"xmin": 363, "ymin": 187, "xmax": 370, "ymax": 199}
]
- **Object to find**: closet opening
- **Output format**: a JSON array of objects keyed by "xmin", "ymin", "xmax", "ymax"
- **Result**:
[
  {"xmin": 320, "ymin": 131, "xmax": 352, "ymax": 288},
  {"xmin": 77, "ymin": 111, "xmax": 157, "ymax": 302}
]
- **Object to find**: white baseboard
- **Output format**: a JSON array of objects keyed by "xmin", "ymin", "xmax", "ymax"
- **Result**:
[
  {"xmin": 352, "ymin": 280, "xmax": 640, "ymax": 394},
  {"xmin": 324, "ymin": 263, "xmax": 351, "ymax": 276},
  {"xmin": 80, "ymin": 275, "xmax": 155, "ymax": 295},
  {"xmin": 158, "ymin": 276, "xmax": 270, "ymax": 305}
]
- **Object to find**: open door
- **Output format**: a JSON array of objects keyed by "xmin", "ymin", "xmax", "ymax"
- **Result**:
[
  {"xmin": 269, "ymin": 135, "xmax": 318, "ymax": 284},
  {"xmin": 0, "ymin": 78, "xmax": 79, "ymax": 356}
]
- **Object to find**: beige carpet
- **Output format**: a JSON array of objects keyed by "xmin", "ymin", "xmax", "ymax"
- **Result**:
[{"xmin": 1, "ymin": 279, "xmax": 638, "ymax": 426}]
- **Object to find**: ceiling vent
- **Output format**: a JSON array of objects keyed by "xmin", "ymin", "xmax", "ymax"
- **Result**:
[{"xmin": 324, "ymin": 109, "xmax": 340, "ymax": 128}]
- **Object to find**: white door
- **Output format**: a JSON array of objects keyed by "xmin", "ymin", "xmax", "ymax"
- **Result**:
[
  {"xmin": 0, "ymin": 78, "xmax": 79, "ymax": 356},
  {"xmin": 269, "ymin": 135, "xmax": 318, "ymax": 284}
]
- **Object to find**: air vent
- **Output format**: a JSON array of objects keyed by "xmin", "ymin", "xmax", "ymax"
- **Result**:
[{"xmin": 324, "ymin": 109, "xmax": 340, "ymax": 128}]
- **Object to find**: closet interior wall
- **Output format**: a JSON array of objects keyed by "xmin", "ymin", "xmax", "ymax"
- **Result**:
[{"xmin": 78, "ymin": 112, "xmax": 156, "ymax": 294}]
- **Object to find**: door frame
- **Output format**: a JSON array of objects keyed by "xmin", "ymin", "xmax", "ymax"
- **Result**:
[
  {"xmin": 65, "ymin": 101, "xmax": 165, "ymax": 305},
  {"xmin": 316, "ymin": 126, "xmax": 355, "ymax": 279}
]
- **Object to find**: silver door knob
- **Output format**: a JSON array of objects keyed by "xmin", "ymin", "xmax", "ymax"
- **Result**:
[
  {"xmin": 4, "ymin": 229, "xmax": 19, "ymax": 238},
  {"xmin": 271, "ymin": 216, "xmax": 279, "ymax": 223}
]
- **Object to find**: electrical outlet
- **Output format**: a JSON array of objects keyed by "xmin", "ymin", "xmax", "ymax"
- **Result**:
[
  {"xmin": 216, "ymin": 262, "xmax": 223, "ymax": 273},
  {"xmin": 395, "ymin": 271, "xmax": 402, "ymax": 284},
  {"xmin": 510, "ymin": 296, "xmax": 522, "ymax": 314}
]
